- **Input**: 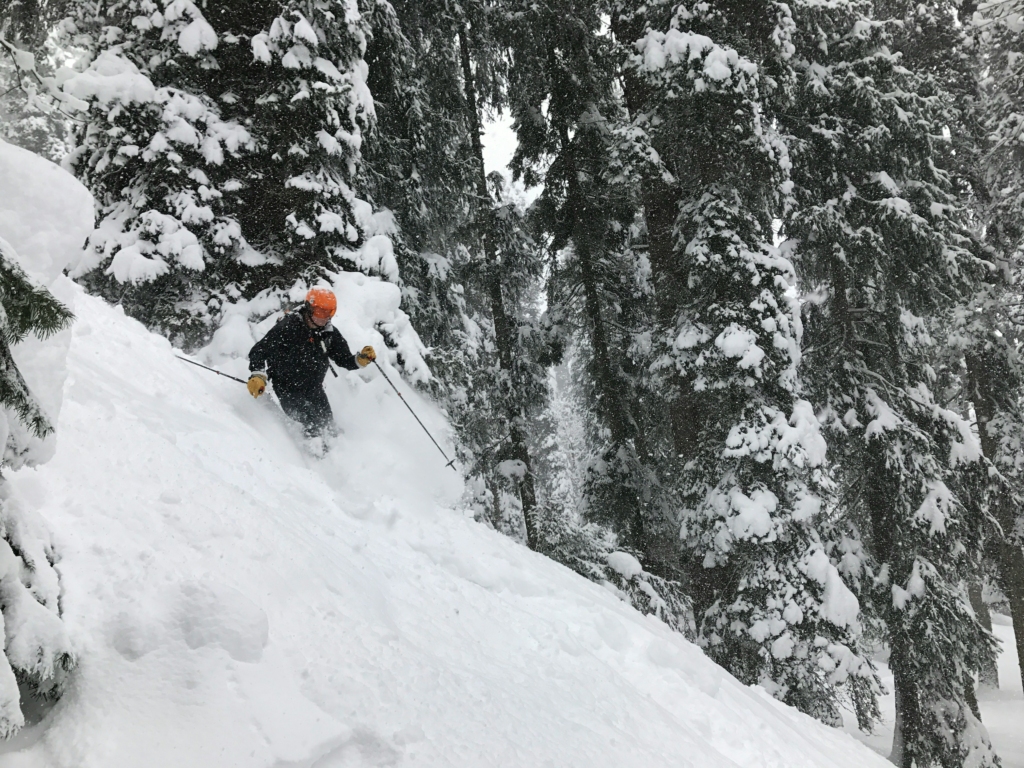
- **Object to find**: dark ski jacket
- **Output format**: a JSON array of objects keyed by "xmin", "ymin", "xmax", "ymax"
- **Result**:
[{"xmin": 249, "ymin": 312, "xmax": 359, "ymax": 394}]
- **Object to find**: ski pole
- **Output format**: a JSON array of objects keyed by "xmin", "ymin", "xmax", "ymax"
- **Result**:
[
  {"xmin": 373, "ymin": 360, "xmax": 457, "ymax": 471},
  {"xmin": 176, "ymin": 356, "xmax": 248, "ymax": 384}
]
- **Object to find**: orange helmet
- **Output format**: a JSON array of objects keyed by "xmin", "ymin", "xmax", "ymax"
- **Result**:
[{"xmin": 305, "ymin": 287, "xmax": 337, "ymax": 320}]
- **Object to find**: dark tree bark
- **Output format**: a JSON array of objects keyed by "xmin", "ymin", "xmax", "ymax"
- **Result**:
[
  {"xmin": 967, "ymin": 348, "xmax": 1024, "ymax": 694},
  {"xmin": 969, "ymin": 579, "xmax": 999, "ymax": 689},
  {"xmin": 576, "ymin": 239, "xmax": 646, "ymax": 536},
  {"xmin": 863, "ymin": 444, "xmax": 924, "ymax": 766},
  {"xmin": 889, "ymin": 642, "xmax": 917, "ymax": 768}
]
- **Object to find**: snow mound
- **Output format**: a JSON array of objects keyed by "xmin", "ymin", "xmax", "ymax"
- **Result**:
[
  {"xmin": 0, "ymin": 140, "xmax": 92, "ymax": 285},
  {"xmin": 0, "ymin": 295, "xmax": 894, "ymax": 766},
  {"xmin": 0, "ymin": 139, "xmax": 91, "ymax": 467}
]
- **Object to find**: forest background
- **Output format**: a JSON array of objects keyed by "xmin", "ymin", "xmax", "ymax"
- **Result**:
[{"xmin": 2, "ymin": 0, "xmax": 1024, "ymax": 765}]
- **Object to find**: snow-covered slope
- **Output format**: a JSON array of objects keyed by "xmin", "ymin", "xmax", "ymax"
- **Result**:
[{"xmin": 0, "ymin": 296, "xmax": 896, "ymax": 768}]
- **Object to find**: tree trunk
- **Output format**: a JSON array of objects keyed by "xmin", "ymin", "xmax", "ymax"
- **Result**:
[
  {"xmin": 889, "ymin": 640, "xmax": 919, "ymax": 768},
  {"xmin": 967, "ymin": 349, "xmax": 1024, "ymax": 693},
  {"xmin": 458, "ymin": 25, "xmax": 540, "ymax": 550},
  {"xmin": 994, "ymin": 533, "xmax": 1024, "ymax": 692},
  {"xmin": 890, "ymin": 679, "xmax": 906, "ymax": 767},
  {"xmin": 969, "ymin": 579, "xmax": 999, "ymax": 689},
  {"xmin": 575, "ymin": 232, "xmax": 647, "ymax": 545},
  {"xmin": 863, "ymin": 449, "xmax": 920, "ymax": 766}
]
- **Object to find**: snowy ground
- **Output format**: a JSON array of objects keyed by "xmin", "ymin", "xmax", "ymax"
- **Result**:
[
  {"xmin": 844, "ymin": 617, "xmax": 1024, "ymax": 767},
  {"xmin": 0, "ymin": 286, "xmax": 898, "ymax": 767},
  {"xmin": 981, "ymin": 617, "xmax": 1024, "ymax": 767}
]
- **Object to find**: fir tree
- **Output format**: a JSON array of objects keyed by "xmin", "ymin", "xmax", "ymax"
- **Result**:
[
  {"xmin": 0, "ymin": 0, "xmax": 74, "ymax": 161},
  {"xmin": 448, "ymin": 8, "xmax": 549, "ymax": 549},
  {"xmin": 0, "ymin": 238, "xmax": 72, "ymax": 441},
  {"xmin": 0, "ymin": 235, "xmax": 75, "ymax": 738},
  {"xmin": 608, "ymin": 0, "xmax": 879, "ymax": 722},
  {"xmin": 969, "ymin": 0, "xmax": 1024, "ymax": 693},
  {"xmin": 500, "ymin": 0, "xmax": 659, "ymax": 560},
  {"xmin": 361, "ymin": 0, "xmax": 478, "ymax": 350},
  {"xmin": 358, "ymin": 0, "xmax": 490, "ymax": 478},
  {"xmin": 62, "ymin": 0, "xmax": 381, "ymax": 344},
  {"xmin": 784, "ymin": 0, "xmax": 999, "ymax": 762}
]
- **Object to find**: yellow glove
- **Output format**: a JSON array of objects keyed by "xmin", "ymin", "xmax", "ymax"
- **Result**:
[
  {"xmin": 247, "ymin": 373, "xmax": 267, "ymax": 398},
  {"xmin": 356, "ymin": 345, "xmax": 376, "ymax": 367}
]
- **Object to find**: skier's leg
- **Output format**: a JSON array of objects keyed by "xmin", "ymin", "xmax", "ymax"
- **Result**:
[
  {"xmin": 276, "ymin": 390, "xmax": 322, "ymax": 437},
  {"xmin": 306, "ymin": 388, "xmax": 337, "ymax": 438}
]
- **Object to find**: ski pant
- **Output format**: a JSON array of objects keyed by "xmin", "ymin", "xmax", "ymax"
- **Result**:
[{"xmin": 276, "ymin": 386, "xmax": 336, "ymax": 438}]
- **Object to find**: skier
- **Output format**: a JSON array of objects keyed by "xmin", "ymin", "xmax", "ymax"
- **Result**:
[{"xmin": 246, "ymin": 287, "xmax": 376, "ymax": 439}]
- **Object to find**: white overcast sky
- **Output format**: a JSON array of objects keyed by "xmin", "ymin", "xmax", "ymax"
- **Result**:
[
  {"xmin": 482, "ymin": 112, "xmax": 543, "ymax": 205},
  {"xmin": 482, "ymin": 111, "xmax": 517, "ymax": 175}
]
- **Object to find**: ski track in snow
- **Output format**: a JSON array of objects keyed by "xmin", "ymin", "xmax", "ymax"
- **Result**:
[{"xmin": 0, "ymin": 290, "xmax": 902, "ymax": 767}]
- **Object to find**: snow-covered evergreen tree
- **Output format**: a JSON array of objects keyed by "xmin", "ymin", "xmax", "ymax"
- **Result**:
[
  {"xmin": 784, "ymin": 0, "xmax": 999, "ymax": 762},
  {"xmin": 0, "ymin": 0, "xmax": 73, "ymax": 161},
  {"xmin": 0, "ymin": 245, "xmax": 72, "ymax": 443},
  {"xmin": 425, "ymin": 6, "xmax": 553, "ymax": 550},
  {"xmin": 453, "ymin": 172, "xmax": 550, "ymax": 547},
  {"xmin": 361, "ymin": 0, "xmax": 478, "ymax": 349},
  {"xmin": 358, "ymin": 0, "xmax": 499, "ymax": 500},
  {"xmin": 61, "ymin": 0, "xmax": 381, "ymax": 344},
  {"xmin": 607, "ymin": 0, "xmax": 878, "ymax": 722},
  {"xmin": 968, "ymin": 0, "xmax": 1024, "ymax": 694},
  {"xmin": 0, "ymin": 232, "xmax": 75, "ymax": 739},
  {"xmin": 500, "ymin": 0, "xmax": 658, "ymax": 560}
]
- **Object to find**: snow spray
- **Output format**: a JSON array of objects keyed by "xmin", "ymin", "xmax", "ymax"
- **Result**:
[{"xmin": 372, "ymin": 361, "xmax": 457, "ymax": 472}]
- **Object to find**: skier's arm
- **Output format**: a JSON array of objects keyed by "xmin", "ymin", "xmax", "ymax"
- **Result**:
[
  {"xmin": 327, "ymin": 328, "xmax": 360, "ymax": 371},
  {"xmin": 249, "ymin": 318, "xmax": 288, "ymax": 374},
  {"xmin": 246, "ymin": 323, "xmax": 282, "ymax": 398},
  {"xmin": 248, "ymin": 334, "xmax": 272, "ymax": 374}
]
